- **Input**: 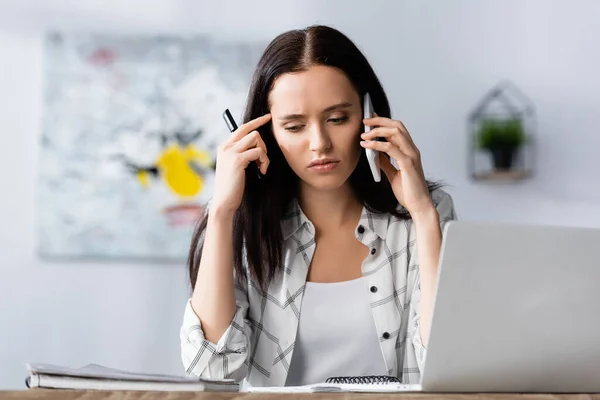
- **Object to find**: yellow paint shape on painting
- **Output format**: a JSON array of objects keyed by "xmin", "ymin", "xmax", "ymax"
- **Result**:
[{"xmin": 156, "ymin": 144, "xmax": 204, "ymax": 197}]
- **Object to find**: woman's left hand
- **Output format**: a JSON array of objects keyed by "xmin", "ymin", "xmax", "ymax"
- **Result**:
[{"xmin": 360, "ymin": 115, "xmax": 435, "ymax": 215}]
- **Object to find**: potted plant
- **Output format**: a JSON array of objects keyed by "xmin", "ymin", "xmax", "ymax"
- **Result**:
[{"xmin": 476, "ymin": 118, "xmax": 526, "ymax": 171}]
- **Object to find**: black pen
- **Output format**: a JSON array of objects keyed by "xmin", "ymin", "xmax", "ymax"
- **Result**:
[
  {"xmin": 222, "ymin": 109, "xmax": 261, "ymax": 179},
  {"xmin": 223, "ymin": 109, "xmax": 238, "ymax": 132}
]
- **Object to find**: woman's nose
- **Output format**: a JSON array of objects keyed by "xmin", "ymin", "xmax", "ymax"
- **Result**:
[{"xmin": 308, "ymin": 124, "xmax": 332, "ymax": 152}]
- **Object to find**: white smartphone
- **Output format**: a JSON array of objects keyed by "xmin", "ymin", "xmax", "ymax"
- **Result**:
[{"xmin": 363, "ymin": 92, "xmax": 381, "ymax": 182}]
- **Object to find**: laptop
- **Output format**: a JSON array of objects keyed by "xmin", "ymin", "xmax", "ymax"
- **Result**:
[
  {"xmin": 249, "ymin": 220, "xmax": 600, "ymax": 393},
  {"xmin": 420, "ymin": 220, "xmax": 600, "ymax": 393}
]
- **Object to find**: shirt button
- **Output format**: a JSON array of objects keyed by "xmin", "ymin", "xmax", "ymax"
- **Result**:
[
  {"xmin": 382, "ymin": 332, "xmax": 390, "ymax": 340},
  {"xmin": 370, "ymin": 248, "xmax": 377, "ymax": 255},
  {"xmin": 357, "ymin": 225, "xmax": 365, "ymax": 234},
  {"xmin": 370, "ymin": 286, "xmax": 378, "ymax": 293}
]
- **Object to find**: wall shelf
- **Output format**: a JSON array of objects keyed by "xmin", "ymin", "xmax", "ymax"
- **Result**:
[
  {"xmin": 468, "ymin": 80, "xmax": 537, "ymax": 183},
  {"xmin": 473, "ymin": 170, "xmax": 532, "ymax": 182}
]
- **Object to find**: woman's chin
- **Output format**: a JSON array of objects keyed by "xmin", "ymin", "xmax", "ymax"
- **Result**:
[{"xmin": 300, "ymin": 174, "xmax": 351, "ymax": 192}]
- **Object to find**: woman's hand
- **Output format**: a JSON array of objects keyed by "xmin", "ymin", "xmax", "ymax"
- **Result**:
[
  {"xmin": 211, "ymin": 113, "xmax": 272, "ymax": 216},
  {"xmin": 360, "ymin": 115, "xmax": 435, "ymax": 216}
]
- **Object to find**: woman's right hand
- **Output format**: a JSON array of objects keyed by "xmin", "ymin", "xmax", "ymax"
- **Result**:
[{"xmin": 210, "ymin": 113, "xmax": 272, "ymax": 216}]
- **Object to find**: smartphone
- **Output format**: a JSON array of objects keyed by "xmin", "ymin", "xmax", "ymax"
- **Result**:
[
  {"xmin": 363, "ymin": 92, "xmax": 381, "ymax": 182},
  {"xmin": 222, "ymin": 109, "xmax": 262, "ymax": 179}
]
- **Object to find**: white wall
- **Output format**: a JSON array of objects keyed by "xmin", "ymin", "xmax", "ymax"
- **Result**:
[{"xmin": 1, "ymin": 0, "xmax": 599, "ymax": 390}]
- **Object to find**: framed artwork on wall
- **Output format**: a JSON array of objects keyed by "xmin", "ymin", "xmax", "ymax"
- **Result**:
[{"xmin": 37, "ymin": 32, "xmax": 264, "ymax": 260}]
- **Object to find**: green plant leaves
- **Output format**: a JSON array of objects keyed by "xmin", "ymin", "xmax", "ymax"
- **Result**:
[{"xmin": 476, "ymin": 118, "xmax": 526, "ymax": 150}]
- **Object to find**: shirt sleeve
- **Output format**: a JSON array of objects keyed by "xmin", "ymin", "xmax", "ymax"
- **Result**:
[
  {"xmin": 180, "ymin": 277, "xmax": 253, "ymax": 382},
  {"xmin": 408, "ymin": 189, "xmax": 457, "ymax": 371}
]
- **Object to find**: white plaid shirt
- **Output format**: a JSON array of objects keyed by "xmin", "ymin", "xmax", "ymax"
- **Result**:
[{"xmin": 180, "ymin": 189, "xmax": 456, "ymax": 387}]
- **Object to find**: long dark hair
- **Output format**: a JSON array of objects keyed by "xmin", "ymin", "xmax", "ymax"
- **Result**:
[{"xmin": 188, "ymin": 25, "xmax": 442, "ymax": 291}]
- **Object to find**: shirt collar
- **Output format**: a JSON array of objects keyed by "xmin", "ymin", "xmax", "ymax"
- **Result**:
[
  {"xmin": 358, "ymin": 205, "xmax": 390, "ymax": 240},
  {"xmin": 281, "ymin": 198, "xmax": 311, "ymax": 240},
  {"xmin": 281, "ymin": 199, "xmax": 390, "ymax": 241}
]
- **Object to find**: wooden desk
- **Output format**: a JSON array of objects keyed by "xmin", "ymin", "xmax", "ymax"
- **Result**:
[{"xmin": 1, "ymin": 391, "xmax": 599, "ymax": 400}]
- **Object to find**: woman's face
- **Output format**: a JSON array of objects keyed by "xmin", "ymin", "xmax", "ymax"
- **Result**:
[{"xmin": 268, "ymin": 65, "xmax": 363, "ymax": 191}]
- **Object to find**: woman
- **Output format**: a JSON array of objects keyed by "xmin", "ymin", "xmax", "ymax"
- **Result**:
[{"xmin": 180, "ymin": 24, "xmax": 457, "ymax": 387}]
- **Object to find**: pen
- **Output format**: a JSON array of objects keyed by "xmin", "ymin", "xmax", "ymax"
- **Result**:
[{"xmin": 222, "ymin": 109, "xmax": 238, "ymax": 132}]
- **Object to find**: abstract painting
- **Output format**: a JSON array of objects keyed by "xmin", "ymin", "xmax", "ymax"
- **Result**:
[{"xmin": 37, "ymin": 32, "xmax": 264, "ymax": 260}]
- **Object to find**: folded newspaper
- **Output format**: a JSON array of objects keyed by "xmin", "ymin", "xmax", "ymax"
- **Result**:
[{"xmin": 25, "ymin": 362, "xmax": 239, "ymax": 392}]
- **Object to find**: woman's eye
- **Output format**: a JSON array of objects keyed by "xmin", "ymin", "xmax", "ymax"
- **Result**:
[
  {"xmin": 285, "ymin": 125, "xmax": 303, "ymax": 132},
  {"xmin": 328, "ymin": 116, "xmax": 348, "ymax": 124}
]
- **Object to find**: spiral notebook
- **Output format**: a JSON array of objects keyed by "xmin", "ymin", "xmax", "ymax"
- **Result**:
[{"xmin": 245, "ymin": 375, "xmax": 421, "ymax": 393}]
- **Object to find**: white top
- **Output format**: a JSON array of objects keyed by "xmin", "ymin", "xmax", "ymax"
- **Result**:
[
  {"xmin": 181, "ymin": 188, "xmax": 457, "ymax": 387},
  {"xmin": 285, "ymin": 277, "xmax": 388, "ymax": 386}
]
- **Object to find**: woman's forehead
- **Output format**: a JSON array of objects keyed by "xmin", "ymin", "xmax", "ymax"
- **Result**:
[{"xmin": 268, "ymin": 66, "xmax": 358, "ymax": 114}]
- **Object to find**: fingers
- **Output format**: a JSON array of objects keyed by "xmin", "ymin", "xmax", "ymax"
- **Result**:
[
  {"xmin": 364, "ymin": 116, "xmax": 414, "ymax": 143},
  {"xmin": 361, "ymin": 126, "xmax": 419, "ymax": 160},
  {"xmin": 364, "ymin": 116, "xmax": 406, "ymax": 133},
  {"xmin": 229, "ymin": 113, "xmax": 272, "ymax": 143},
  {"xmin": 220, "ymin": 113, "xmax": 271, "ymax": 173},
  {"xmin": 233, "ymin": 130, "xmax": 267, "ymax": 154},
  {"xmin": 231, "ymin": 130, "xmax": 269, "ymax": 173},
  {"xmin": 240, "ymin": 147, "xmax": 269, "ymax": 175},
  {"xmin": 360, "ymin": 138, "xmax": 413, "ymax": 170},
  {"xmin": 363, "ymin": 115, "xmax": 420, "ymax": 157}
]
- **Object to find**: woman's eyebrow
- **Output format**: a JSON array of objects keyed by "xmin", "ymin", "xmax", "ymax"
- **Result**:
[
  {"xmin": 278, "ymin": 102, "xmax": 353, "ymax": 121},
  {"xmin": 323, "ymin": 102, "xmax": 353, "ymax": 113}
]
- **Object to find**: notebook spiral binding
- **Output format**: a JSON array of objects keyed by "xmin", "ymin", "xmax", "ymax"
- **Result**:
[{"xmin": 325, "ymin": 375, "xmax": 400, "ymax": 384}]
